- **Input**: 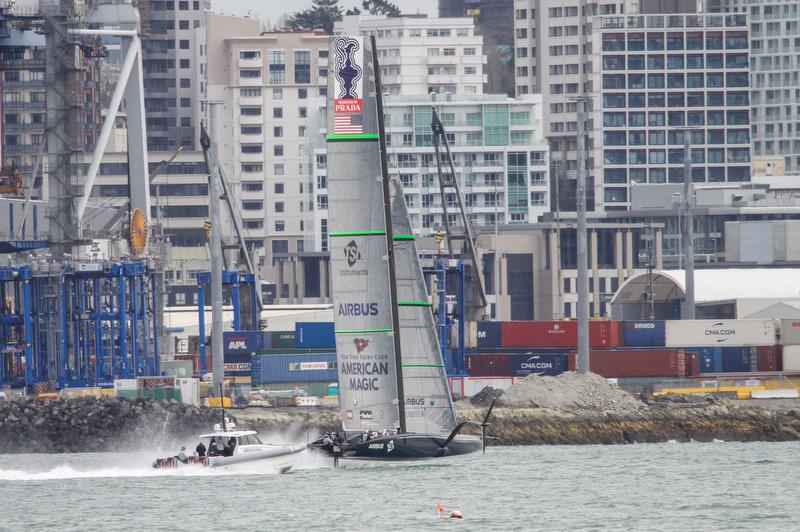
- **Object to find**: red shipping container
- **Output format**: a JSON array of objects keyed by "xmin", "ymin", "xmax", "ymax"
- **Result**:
[
  {"xmin": 567, "ymin": 349, "xmax": 687, "ymax": 378},
  {"xmin": 756, "ymin": 346, "xmax": 781, "ymax": 372},
  {"xmin": 502, "ymin": 320, "xmax": 622, "ymax": 349},
  {"xmin": 686, "ymin": 351, "xmax": 701, "ymax": 376},
  {"xmin": 465, "ymin": 353, "xmax": 511, "ymax": 377}
]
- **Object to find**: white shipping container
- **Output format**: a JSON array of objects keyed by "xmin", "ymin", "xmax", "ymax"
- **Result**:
[
  {"xmin": 113, "ymin": 379, "xmax": 137, "ymax": 393},
  {"xmin": 779, "ymin": 319, "xmax": 800, "ymax": 346},
  {"xmin": 175, "ymin": 378, "xmax": 200, "ymax": 406},
  {"xmin": 781, "ymin": 345, "xmax": 800, "ymax": 371},
  {"xmin": 665, "ymin": 319, "xmax": 777, "ymax": 347}
]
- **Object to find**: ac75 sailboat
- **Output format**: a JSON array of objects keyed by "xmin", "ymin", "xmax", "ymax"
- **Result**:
[{"xmin": 310, "ymin": 35, "xmax": 493, "ymax": 460}]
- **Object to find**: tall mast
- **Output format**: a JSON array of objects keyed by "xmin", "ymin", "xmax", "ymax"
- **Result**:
[{"xmin": 371, "ymin": 35, "xmax": 406, "ymax": 433}]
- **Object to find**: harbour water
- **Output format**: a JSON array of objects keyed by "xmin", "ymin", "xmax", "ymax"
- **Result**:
[{"xmin": 1, "ymin": 442, "xmax": 796, "ymax": 530}]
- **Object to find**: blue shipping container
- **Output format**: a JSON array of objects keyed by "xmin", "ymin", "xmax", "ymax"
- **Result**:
[
  {"xmin": 223, "ymin": 331, "xmax": 266, "ymax": 354},
  {"xmin": 224, "ymin": 351, "xmax": 252, "ymax": 377},
  {"xmin": 622, "ymin": 321, "xmax": 666, "ymax": 347},
  {"xmin": 251, "ymin": 352, "xmax": 338, "ymax": 385},
  {"xmin": 694, "ymin": 346, "xmax": 753, "ymax": 373},
  {"xmin": 295, "ymin": 322, "xmax": 335, "ymax": 349},
  {"xmin": 476, "ymin": 321, "xmax": 502, "ymax": 348},
  {"xmin": 507, "ymin": 353, "xmax": 568, "ymax": 377}
]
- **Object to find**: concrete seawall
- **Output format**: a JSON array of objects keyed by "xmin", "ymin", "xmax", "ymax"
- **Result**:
[{"xmin": 2, "ymin": 397, "xmax": 800, "ymax": 453}]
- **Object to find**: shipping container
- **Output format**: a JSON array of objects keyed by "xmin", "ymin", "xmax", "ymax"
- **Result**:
[
  {"xmin": 476, "ymin": 321, "xmax": 503, "ymax": 349},
  {"xmin": 779, "ymin": 319, "xmax": 800, "ymax": 345},
  {"xmin": 223, "ymin": 351, "xmax": 252, "ymax": 377},
  {"xmin": 501, "ymin": 320, "xmax": 621, "ymax": 348},
  {"xmin": 665, "ymin": 319, "xmax": 777, "ymax": 347},
  {"xmin": 507, "ymin": 353, "xmax": 568, "ymax": 377},
  {"xmin": 295, "ymin": 322, "xmax": 335, "ymax": 349},
  {"xmin": 688, "ymin": 346, "xmax": 756, "ymax": 373},
  {"xmin": 268, "ymin": 330, "xmax": 296, "ymax": 349},
  {"xmin": 622, "ymin": 321, "xmax": 666, "ymax": 347},
  {"xmin": 782, "ymin": 345, "xmax": 800, "ymax": 371},
  {"xmin": 567, "ymin": 349, "xmax": 687, "ymax": 378},
  {"xmin": 465, "ymin": 353, "xmax": 510, "ymax": 377},
  {"xmin": 251, "ymin": 352, "xmax": 338, "ymax": 385},
  {"xmin": 223, "ymin": 331, "xmax": 266, "ymax": 354},
  {"xmin": 756, "ymin": 346, "xmax": 782, "ymax": 372}
]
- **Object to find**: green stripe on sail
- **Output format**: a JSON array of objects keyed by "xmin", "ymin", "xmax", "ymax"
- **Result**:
[
  {"xmin": 402, "ymin": 364, "xmax": 445, "ymax": 368},
  {"xmin": 335, "ymin": 328, "xmax": 394, "ymax": 334},
  {"xmin": 329, "ymin": 230, "xmax": 386, "ymax": 237},
  {"xmin": 398, "ymin": 301, "xmax": 432, "ymax": 306},
  {"xmin": 392, "ymin": 234, "xmax": 415, "ymax": 240},
  {"xmin": 326, "ymin": 133, "xmax": 380, "ymax": 141}
]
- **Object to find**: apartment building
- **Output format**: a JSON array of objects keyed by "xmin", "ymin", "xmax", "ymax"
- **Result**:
[
  {"xmin": 139, "ymin": 0, "xmax": 209, "ymax": 151},
  {"xmin": 311, "ymin": 94, "xmax": 550, "ymax": 252},
  {"xmin": 706, "ymin": 0, "xmax": 800, "ymax": 173},
  {"xmin": 590, "ymin": 13, "xmax": 752, "ymax": 210},
  {"xmin": 334, "ymin": 14, "xmax": 487, "ymax": 96},
  {"xmin": 204, "ymin": 14, "xmax": 328, "ymax": 275}
]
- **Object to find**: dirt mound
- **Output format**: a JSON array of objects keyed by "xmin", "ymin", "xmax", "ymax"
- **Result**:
[{"xmin": 498, "ymin": 371, "xmax": 646, "ymax": 413}]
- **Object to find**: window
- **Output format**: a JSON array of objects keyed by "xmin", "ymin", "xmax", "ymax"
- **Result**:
[
  {"xmin": 707, "ymin": 92, "xmax": 724, "ymax": 106},
  {"xmin": 666, "ymin": 34, "xmax": 683, "ymax": 50},
  {"xmin": 628, "ymin": 74, "xmax": 645, "ymax": 90},
  {"xmin": 241, "ymin": 125, "xmax": 262, "ymax": 135},
  {"xmin": 273, "ymin": 126, "xmax": 283, "ymax": 137},
  {"xmin": 649, "ymin": 150, "xmax": 665, "ymax": 164},
  {"xmin": 241, "ymin": 144, "xmax": 262, "ymax": 154},
  {"xmin": 667, "ymin": 93, "xmax": 684, "ymax": 107},
  {"xmin": 274, "ymin": 145, "xmax": 284, "ymax": 156},
  {"xmin": 604, "ymin": 131, "xmax": 626, "ymax": 146},
  {"xmin": 464, "ymin": 66, "xmax": 476, "ymax": 75},
  {"xmin": 275, "ymin": 201, "xmax": 284, "ymax": 213},
  {"xmin": 240, "ymin": 69, "xmax": 261, "ymax": 79},
  {"xmin": 646, "ymin": 55, "xmax": 664, "ymax": 69},
  {"xmin": 273, "ymin": 88, "xmax": 283, "ymax": 99},
  {"xmin": 268, "ymin": 50, "xmax": 286, "ymax": 84},
  {"xmin": 272, "ymin": 240, "xmax": 288, "ymax": 254},
  {"xmin": 726, "ymin": 54, "xmax": 748, "ymax": 69},
  {"xmin": 668, "ymin": 111, "xmax": 684, "ymax": 126},
  {"xmin": 707, "ymin": 73, "xmax": 724, "ymax": 88},
  {"xmin": 687, "ymin": 73, "xmax": 703, "ymax": 88},
  {"xmin": 603, "ymin": 94, "xmax": 625, "ymax": 108},
  {"xmin": 603, "ymin": 112, "xmax": 625, "ymax": 127},
  {"xmin": 275, "ymin": 221, "xmax": 285, "ymax": 232},
  {"xmin": 627, "ymin": 55, "xmax": 644, "ymax": 69},
  {"xmin": 628, "ymin": 93, "xmax": 645, "ymax": 108},
  {"xmin": 298, "ymin": 88, "xmax": 308, "ymax": 99},
  {"xmin": 179, "ymin": 59, "xmax": 190, "ymax": 68},
  {"xmin": 667, "ymin": 55, "xmax": 684, "ymax": 69},
  {"xmin": 648, "ymin": 73, "xmax": 664, "ymax": 88},
  {"xmin": 179, "ymin": 0, "xmax": 188, "ymax": 9},
  {"xmin": 726, "ymin": 72, "xmax": 748, "ymax": 87},
  {"xmin": 648, "ymin": 92, "xmax": 664, "ymax": 107},
  {"xmin": 464, "ymin": 47, "xmax": 476, "ymax": 56},
  {"xmin": 687, "ymin": 92, "xmax": 704, "ymax": 107},
  {"xmin": 649, "ymin": 112, "xmax": 665, "ymax": 126},
  {"xmin": 603, "ymin": 56, "xmax": 625, "ymax": 70},
  {"xmin": 242, "ymin": 163, "xmax": 263, "ymax": 173},
  {"xmin": 180, "ymin": 98, "xmax": 191, "ymax": 107},
  {"xmin": 294, "ymin": 50, "xmax": 311, "ymax": 84},
  {"xmin": 647, "ymin": 33, "xmax": 664, "ymax": 50},
  {"xmin": 240, "ymin": 88, "xmax": 261, "ymax": 98},
  {"xmin": 240, "ymin": 106, "xmax": 262, "ymax": 116},
  {"xmin": 180, "ymin": 78, "xmax": 190, "ymax": 88},
  {"xmin": 629, "ymin": 150, "xmax": 646, "ymax": 164},
  {"xmin": 649, "ymin": 131, "xmax": 665, "ymax": 145},
  {"xmin": 629, "ymin": 112, "xmax": 646, "ymax": 127},
  {"xmin": 629, "ymin": 131, "xmax": 646, "ymax": 145},
  {"xmin": 274, "ymin": 164, "xmax": 284, "ymax": 176},
  {"xmin": 667, "ymin": 74, "xmax": 684, "ymax": 88},
  {"xmin": 443, "ymin": 48, "xmax": 456, "ymax": 56},
  {"xmin": 179, "ymin": 20, "xmax": 189, "ymax": 30},
  {"xmin": 686, "ymin": 54, "xmax": 703, "ymax": 69}
]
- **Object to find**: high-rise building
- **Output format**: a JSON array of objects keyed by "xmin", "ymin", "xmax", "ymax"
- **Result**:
[
  {"xmin": 590, "ymin": 13, "xmax": 752, "ymax": 210},
  {"xmin": 310, "ymin": 94, "xmax": 550, "ymax": 252},
  {"xmin": 204, "ymin": 14, "xmax": 329, "ymax": 281},
  {"xmin": 439, "ymin": 0, "xmax": 516, "ymax": 95},
  {"xmin": 335, "ymin": 15, "xmax": 487, "ymax": 96},
  {"xmin": 514, "ymin": 0, "xmax": 628, "ymax": 212},
  {"xmin": 138, "ymin": 0, "xmax": 209, "ymax": 151},
  {"xmin": 706, "ymin": 0, "xmax": 800, "ymax": 172}
]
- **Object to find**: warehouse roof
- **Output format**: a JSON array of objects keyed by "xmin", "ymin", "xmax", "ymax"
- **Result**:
[{"xmin": 611, "ymin": 268, "xmax": 800, "ymax": 305}]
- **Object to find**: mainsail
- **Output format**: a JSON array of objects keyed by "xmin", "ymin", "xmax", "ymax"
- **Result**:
[
  {"xmin": 389, "ymin": 179, "xmax": 458, "ymax": 435},
  {"xmin": 327, "ymin": 36, "xmax": 400, "ymax": 432}
]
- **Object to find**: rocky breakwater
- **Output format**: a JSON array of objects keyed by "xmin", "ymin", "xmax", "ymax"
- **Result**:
[
  {"xmin": 0, "ymin": 396, "xmax": 222, "ymax": 453},
  {"xmin": 457, "ymin": 372, "xmax": 800, "ymax": 445}
]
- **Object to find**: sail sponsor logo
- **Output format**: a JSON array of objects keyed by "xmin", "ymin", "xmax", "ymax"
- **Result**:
[
  {"xmin": 338, "ymin": 302, "xmax": 379, "ymax": 317},
  {"xmin": 705, "ymin": 322, "xmax": 735, "ymax": 342},
  {"xmin": 386, "ymin": 440, "xmax": 394, "ymax": 453},
  {"xmin": 548, "ymin": 324, "xmax": 565, "ymax": 335},
  {"xmin": 332, "ymin": 36, "xmax": 364, "ymax": 126},
  {"xmin": 405, "ymin": 397, "xmax": 426, "ymax": 406},
  {"xmin": 344, "ymin": 240, "xmax": 361, "ymax": 266},
  {"xmin": 359, "ymin": 410, "xmax": 373, "ymax": 420},
  {"xmin": 367, "ymin": 442, "xmax": 383, "ymax": 449},
  {"xmin": 341, "ymin": 240, "xmax": 368, "ymax": 277},
  {"xmin": 342, "ymin": 359, "xmax": 389, "ymax": 391},
  {"xmin": 633, "ymin": 323, "xmax": 656, "ymax": 329},
  {"xmin": 354, "ymin": 338, "xmax": 369, "ymax": 353}
]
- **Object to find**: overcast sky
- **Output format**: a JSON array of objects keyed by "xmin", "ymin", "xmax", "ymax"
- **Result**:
[{"xmin": 212, "ymin": 0, "xmax": 437, "ymax": 26}]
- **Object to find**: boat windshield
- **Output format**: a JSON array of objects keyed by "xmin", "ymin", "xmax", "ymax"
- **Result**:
[{"xmin": 238, "ymin": 434, "xmax": 262, "ymax": 445}]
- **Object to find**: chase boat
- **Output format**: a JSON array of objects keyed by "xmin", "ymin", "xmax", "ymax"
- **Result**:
[{"xmin": 152, "ymin": 418, "xmax": 305, "ymax": 472}]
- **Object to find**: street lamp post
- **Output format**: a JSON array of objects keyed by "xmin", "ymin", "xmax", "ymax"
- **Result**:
[{"xmin": 677, "ymin": 127, "xmax": 698, "ymax": 320}]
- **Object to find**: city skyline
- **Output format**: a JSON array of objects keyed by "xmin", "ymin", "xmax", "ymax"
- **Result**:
[{"xmin": 215, "ymin": 0, "xmax": 436, "ymax": 25}]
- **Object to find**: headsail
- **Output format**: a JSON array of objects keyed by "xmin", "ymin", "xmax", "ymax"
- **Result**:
[
  {"xmin": 327, "ymin": 36, "xmax": 400, "ymax": 432},
  {"xmin": 389, "ymin": 180, "xmax": 457, "ymax": 435}
]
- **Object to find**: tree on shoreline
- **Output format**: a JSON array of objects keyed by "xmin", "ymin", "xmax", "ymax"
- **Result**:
[{"xmin": 287, "ymin": 0, "xmax": 401, "ymax": 33}]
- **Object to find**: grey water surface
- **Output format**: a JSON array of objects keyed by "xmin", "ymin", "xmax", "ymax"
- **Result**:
[{"xmin": 0, "ymin": 442, "xmax": 796, "ymax": 531}]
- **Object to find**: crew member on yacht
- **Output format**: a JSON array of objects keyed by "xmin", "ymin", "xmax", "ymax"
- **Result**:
[
  {"xmin": 195, "ymin": 441, "xmax": 207, "ymax": 458},
  {"xmin": 176, "ymin": 447, "xmax": 188, "ymax": 464},
  {"xmin": 208, "ymin": 438, "xmax": 219, "ymax": 456}
]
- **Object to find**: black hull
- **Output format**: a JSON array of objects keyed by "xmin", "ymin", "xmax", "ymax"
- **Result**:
[{"xmin": 311, "ymin": 433, "xmax": 482, "ymax": 460}]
